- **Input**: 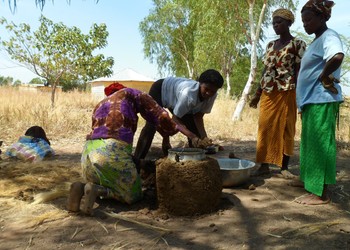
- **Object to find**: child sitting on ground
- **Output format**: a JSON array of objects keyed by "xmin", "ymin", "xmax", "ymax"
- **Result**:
[{"xmin": 6, "ymin": 126, "xmax": 54, "ymax": 162}]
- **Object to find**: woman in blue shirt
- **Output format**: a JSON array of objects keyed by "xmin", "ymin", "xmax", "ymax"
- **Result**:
[
  {"xmin": 134, "ymin": 69, "xmax": 224, "ymax": 160},
  {"xmin": 295, "ymin": 0, "xmax": 344, "ymax": 205}
]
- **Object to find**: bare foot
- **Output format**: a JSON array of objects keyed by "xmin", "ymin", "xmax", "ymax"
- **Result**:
[
  {"xmin": 81, "ymin": 182, "xmax": 99, "ymax": 216},
  {"xmin": 81, "ymin": 183, "xmax": 108, "ymax": 216},
  {"xmin": 280, "ymin": 170, "xmax": 297, "ymax": 179},
  {"xmin": 294, "ymin": 193, "xmax": 330, "ymax": 205},
  {"xmin": 251, "ymin": 164, "xmax": 270, "ymax": 177},
  {"xmin": 289, "ymin": 179, "xmax": 304, "ymax": 188},
  {"xmin": 67, "ymin": 182, "xmax": 85, "ymax": 212}
]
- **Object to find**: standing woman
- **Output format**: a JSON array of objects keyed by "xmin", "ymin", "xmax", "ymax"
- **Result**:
[
  {"xmin": 295, "ymin": 0, "xmax": 344, "ymax": 205},
  {"xmin": 249, "ymin": 9, "xmax": 306, "ymax": 176}
]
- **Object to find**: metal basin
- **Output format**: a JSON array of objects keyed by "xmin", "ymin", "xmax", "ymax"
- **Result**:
[
  {"xmin": 217, "ymin": 158, "xmax": 257, "ymax": 187},
  {"xmin": 168, "ymin": 148, "xmax": 206, "ymax": 162}
]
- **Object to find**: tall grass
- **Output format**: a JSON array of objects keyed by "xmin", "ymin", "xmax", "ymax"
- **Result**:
[
  {"xmin": 0, "ymin": 86, "xmax": 94, "ymax": 144},
  {"xmin": 1, "ymin": 86, "xmax": 349, "ymax": 148}
]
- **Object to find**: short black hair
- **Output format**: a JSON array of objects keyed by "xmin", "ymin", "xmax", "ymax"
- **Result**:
[
  {"xmin": 198, "ymin": 69, "xmax": 224, "ymax": 88},
  {"xmin": 25, "ymin": 126, "xmax": 50, "ymax": 145}
]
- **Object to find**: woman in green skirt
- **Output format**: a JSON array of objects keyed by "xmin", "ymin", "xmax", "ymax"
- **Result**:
[
  {"xmin": 67, "ymin": 83, "xmax": 202, "ymax": 215},
  {"xmin": 296, "ymin": 0, "xmax": 344, "ymax": 205}
]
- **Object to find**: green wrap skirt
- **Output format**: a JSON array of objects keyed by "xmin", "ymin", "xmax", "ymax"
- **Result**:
[
  {"xmin": 300, "ymin": 102, "xmax": 340, "ymax": 196},
  {"xmin": 81, "ymin": 138, "xmax": 142, "ymax": 204}
]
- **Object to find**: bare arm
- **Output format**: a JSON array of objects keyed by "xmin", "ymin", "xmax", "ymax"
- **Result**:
[
  {"xmin": 193, "ymin": 112, "xmax": 207, "ymax": 139},
  {"xmin": 319, "ymin": 53, "xmax": 344, "ymax": 82},
  {"xmin": 172, "ymin": 113, "xmax": 213, "ymax": 148},
  {"xmin": 171, "ymin": 115, "xmax": 198, "ymax": 140}
]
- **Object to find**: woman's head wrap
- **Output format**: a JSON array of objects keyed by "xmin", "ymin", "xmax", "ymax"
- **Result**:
[
  {"xmin": 272, "ymin": 8, "xmax": 295, "ymax": 24},
  {"xmin": 301, "ymin": 0, "xmax": 335, "ymax": 21},
  {"xmin": 104, "ymin": 82, "xmax": 126, "ymax": 96}
]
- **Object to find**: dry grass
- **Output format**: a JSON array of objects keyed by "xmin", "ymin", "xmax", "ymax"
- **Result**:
[
  {"xmin": 0, "ymin": 160, "xmax": 81, "ymax": 199},
  {"xmin": 0, "ymin": 86, "xmax": 349, "ymax": 146},
  {"xmin": 0, "ymin": 86, "xmax": 349, "ymax": 246},
  {"xmin": 0, "ymin": 197, "xmax": 69, "ymax": 229},
  {"xmin": 0, "ymin": 86, "xmax": 95, "ymax": 144}
]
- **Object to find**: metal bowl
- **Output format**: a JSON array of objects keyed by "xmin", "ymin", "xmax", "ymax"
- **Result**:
[
  {"xmin": 217, "ymin": 158, "xmax": 257, "ymax": 187},
  {"xmin": 168, "ymin": 148, "xmax": 206, "ymax": 162}
]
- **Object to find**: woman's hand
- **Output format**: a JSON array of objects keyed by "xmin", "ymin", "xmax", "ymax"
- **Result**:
[
  {"xmin": 319, "ymin": 74, "xmax": 339, "ymax": 94},
  {"xmin": 249, "ymin": 94, "xmax": 261, "ymax": 109},
  {"xmin": 192, "ymin": 137, "xmax": 213, "ymax": 148}
]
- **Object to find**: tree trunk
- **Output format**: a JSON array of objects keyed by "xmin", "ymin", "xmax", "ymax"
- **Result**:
[
  {"xmin": 232, "ymin": 0, "xmax": 267, "ymax": 121},
  {"xmin": 185, "ymin": 60, "xmax": 194, "ymax": 79},
  {"xmin": 50, "ymin": 82, "xmax": 57, "ymax": 108},
  {"xmin": 225, "ymin": 72, "xmax": 231, "ymax": 96}
]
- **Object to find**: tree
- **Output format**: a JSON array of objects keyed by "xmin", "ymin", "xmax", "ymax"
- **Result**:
[
  {"xmin": 191, "ymin": 0, "xmax": 252, "ymax": 96},
  {"xmin": 140, "ymin": 0, "xmax": 263, "ymax": 92},
  {"xmin": 29, "ymin": 77, "xmax": 45, "ymax": 85},
  {"xmin": 13, "ymin": 79, "xmax": 21, "ymax": 85},
  {"xmin": 140, "ymin": 0, "xmax": 299, "ymax": 103},
  {"xmin": 0, "ymin": 15, "xmax": 114, "ymax": 107},
  {"xmin": 4, "ymin": 0, "xmax": 100, "ymax": 12},
  {"xmin": 338, "ymin": 34, "xmax": 349, "ymax": 86},
  {"xmin": 140, "ymin": 0, "xmax": 196, "ymax": 78},
  {"xmin": 232, "ymin": 0, "xmax": 267, "ymax": 121},
  {"xmin": 0, "ymin": 76, "xmax": 13, "ymax": 86}
]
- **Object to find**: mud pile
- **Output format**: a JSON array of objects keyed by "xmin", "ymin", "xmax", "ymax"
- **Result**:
[{"xmin": 156, "ymin": 158, "xmax": 222, "ymax": 216}]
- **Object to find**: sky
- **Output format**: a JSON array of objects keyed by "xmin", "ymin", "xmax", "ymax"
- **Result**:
[
  {"xmin": 0, "ymin": 0, "xmax": 349, "ymax": 93},
  {"xmin": 0, "ymin": 0, "xmax": 159, "ymax": 81}
]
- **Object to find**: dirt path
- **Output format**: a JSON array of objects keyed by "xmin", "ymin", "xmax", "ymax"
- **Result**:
[{"xmin": 0, "ymin": 139, "xmax": 349, "ymax": 250}]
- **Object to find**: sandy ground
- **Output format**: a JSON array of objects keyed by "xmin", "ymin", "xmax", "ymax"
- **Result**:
[{"xmin": 0, "ymin": 138, "xmax": 350, "ymax": 250}]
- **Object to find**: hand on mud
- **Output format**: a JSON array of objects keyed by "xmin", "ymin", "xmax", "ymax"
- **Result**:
[
  {"xmin": 249, "ymin": 95, "xmax": 260, "ymax": 109},
  {"xmin": 192, "ymin": 137, "xmax": 213, "ymax": 148}
]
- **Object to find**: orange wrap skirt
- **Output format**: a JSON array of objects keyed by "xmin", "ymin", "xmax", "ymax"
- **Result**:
[{"xmin": 256, "ymin": 88, "xmax": 297, "ymax": 167}]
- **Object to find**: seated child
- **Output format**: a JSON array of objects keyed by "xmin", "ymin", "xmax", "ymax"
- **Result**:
[{"xmin": 6, "ymin": 126, "xmax": 54, "ymax": 162}]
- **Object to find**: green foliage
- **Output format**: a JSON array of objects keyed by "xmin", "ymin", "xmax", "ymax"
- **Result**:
[
  {"xmin": 60, "ymin": 79, "xmax": 88, "ymax": 92},
  {"xmin": 229, "ymin": 56, "xmax": 265, "ymax": 97},
  {"xmin": 0, "ymin": 76, "xmax": 14, "ymax": 86},
  {"xmin": 0, "ymin": 15, "xmax": 114, "ymax": 96},
  {"xmin": 13, "ymin": 79, "xmax": 21, "ymax": 85},
  {"xmin": 29, "ymin": 77, "xmax": 45, "ymax": 85},
  {"xmin": 139, "ymin": 0, "xmax": 196, "ymax": 77},
  {"xmin": 5, "ymin": 0, "xmax": 100, "ymax": 12},
  {"xmin": 140, "ymin": 0, "xmax": 296, "ymax": 95},
  {"xmin": 339, "ymin": 34, "xmax": 350, "ymax": 86}
]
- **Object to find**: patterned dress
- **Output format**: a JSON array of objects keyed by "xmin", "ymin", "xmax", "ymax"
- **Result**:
[
  {"xmin": 82, "ymin": 88, "xmax": 178, "ymax": 204},
  {"xmin": 256, "ymin": 38, "xmax": 306, "ymax": 167},
  {"xmin": 6, "ymin": 136, "xmax": 54, "ymax": 162}
]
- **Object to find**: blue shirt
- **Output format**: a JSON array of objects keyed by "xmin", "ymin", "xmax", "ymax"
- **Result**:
[
  {"xmin": 296, "ymin": 29, "xmax": 344, "ymax": 112},
  {"xmin": 6, "ymin": 136, "xmax": 54, "ymax": 162},
  {"xmin": 161, "ymin": 77, "xmax": 216, "ymax": 118}
]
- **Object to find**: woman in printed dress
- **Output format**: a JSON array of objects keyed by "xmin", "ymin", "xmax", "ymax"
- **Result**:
[
  {"xmin": 249, "ymin": 9, "xmax": 306, "ymax": 177},
  {"xmin": 67, "ymin": 83, "xmax": 201, "ymax": 215}
]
